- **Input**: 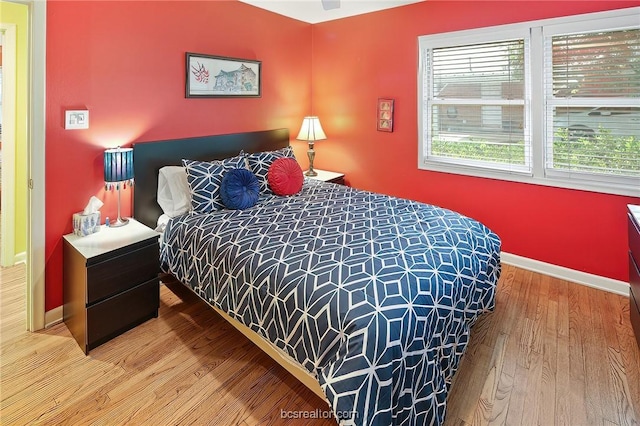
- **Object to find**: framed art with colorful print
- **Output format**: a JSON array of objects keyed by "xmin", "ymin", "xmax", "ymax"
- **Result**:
[{"xmin": 186, "ymin": 53, "xmax": 261, "ymax": 98}]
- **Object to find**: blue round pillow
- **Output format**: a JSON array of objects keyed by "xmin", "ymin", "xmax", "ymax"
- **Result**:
[{"xmin": 220, "ymin": 168, "xmax": 260, "ymax": 210}]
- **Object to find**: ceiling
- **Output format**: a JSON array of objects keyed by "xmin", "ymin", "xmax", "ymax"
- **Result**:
[{"xmin": 238, "ymin": 0, "xmax": 424, "ymax": 24}]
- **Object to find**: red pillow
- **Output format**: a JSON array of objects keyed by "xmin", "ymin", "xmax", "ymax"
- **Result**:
[{"xmin": 267, "ymin": 157, "xmax": 304, "ymax": 196}]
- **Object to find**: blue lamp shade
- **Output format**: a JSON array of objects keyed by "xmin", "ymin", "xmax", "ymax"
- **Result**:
[
  {"xmin": 104, "ymin": 147, "xmax": 134, "ymax": 227},
  {"xmin": 104, "ymin": 147, "xmax": 134, "ymax": 184}
]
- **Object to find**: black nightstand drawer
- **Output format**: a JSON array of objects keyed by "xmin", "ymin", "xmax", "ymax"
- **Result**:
[
  {"xmin": 87, "ymin": 277, "xmax": 159, "ymax": 351},
  {"xmin": 87, "ymin": 242, "xmax": 159, "ymax": 304}
]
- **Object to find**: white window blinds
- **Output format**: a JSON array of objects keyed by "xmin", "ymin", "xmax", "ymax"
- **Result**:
[
  {"xmin": 545, "ymin": 27, "xmax": 640, "ymax": 178},
  {"xmin": 423, "ymin": 38, "xmax": 531, "ymax": 173}
]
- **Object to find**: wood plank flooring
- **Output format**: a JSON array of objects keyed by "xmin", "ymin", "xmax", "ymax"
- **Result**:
[{"xmin": 1, "ymin": 262, "xmax": 639, "ymax": 425}]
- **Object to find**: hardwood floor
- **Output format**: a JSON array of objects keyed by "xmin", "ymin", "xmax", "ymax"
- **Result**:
[{"xmin": 1, "ymin": 262, "xmax": 639, "ymax": 425}]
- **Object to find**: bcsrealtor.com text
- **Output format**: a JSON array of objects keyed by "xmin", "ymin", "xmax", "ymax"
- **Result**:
[{"xmin": 280, "ymin": 409, "xmax": 357, "ymax": 420}]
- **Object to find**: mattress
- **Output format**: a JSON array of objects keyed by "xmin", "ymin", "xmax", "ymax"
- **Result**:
[{"xmin": 160, "ymin": 179, "xmax": 501, "ymax": 425}]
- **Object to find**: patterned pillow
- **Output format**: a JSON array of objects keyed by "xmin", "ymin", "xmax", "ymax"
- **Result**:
[
  {"xmin": 267, "ymin": 157, "xmax": 304, "ymax": 196},
  {"xmin": 246, "ymin": 146, "xmax": 295, "ymax": 194},
  {"xmin": 182, "ymin": 155, "xmax": 246, "ymax": 213},
  {"xmin": 220, "ymin": 168, "xmax": 260, "ymax": 210}
]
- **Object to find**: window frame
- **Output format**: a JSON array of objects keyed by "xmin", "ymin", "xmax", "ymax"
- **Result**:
[{"xmin": 417, "ymin": 7, "xmax": 640, "ymax": 197}]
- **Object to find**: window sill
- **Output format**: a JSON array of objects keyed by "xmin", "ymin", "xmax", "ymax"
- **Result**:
[{"xmin": 418, "ymin": 161, "xmax": 640, "ymax": 198}]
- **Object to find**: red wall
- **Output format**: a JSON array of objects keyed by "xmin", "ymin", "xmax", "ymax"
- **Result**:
[
  {"xmin": 311, "ymin": 2, "xmax": 640, "ymax": 282},
  {"xmin": 45, "ymin": 1, "xmax": 312, "ymax": 311}
]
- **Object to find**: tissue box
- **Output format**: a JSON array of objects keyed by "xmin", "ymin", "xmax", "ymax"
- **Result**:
[{"xmin": 73, "ymin": 212, "xmax": 101, "ymax": 237}]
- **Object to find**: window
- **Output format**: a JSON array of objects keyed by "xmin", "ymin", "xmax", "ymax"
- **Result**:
[
  {"xmin": 418, "ymin": 8, "xmax": 640, "ymax": 197},
  {"xmin": 422, "ymin": 33, "xmax": 531, "ymax": 174}
]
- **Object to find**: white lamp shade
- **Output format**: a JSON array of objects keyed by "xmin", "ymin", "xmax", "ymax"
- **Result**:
[{"xmin": 296, "ymin": 116, "xmax": 327, "ymax": 141}]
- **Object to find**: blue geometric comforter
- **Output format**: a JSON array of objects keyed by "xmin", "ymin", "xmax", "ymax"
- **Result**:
[{"xmin": 160, "ymin": 179, "xmax": 501, "ymax": 425}]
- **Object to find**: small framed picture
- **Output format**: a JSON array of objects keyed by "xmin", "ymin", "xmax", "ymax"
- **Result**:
[
  {"xmin": 377, "ymin": 98, "xmax": 394, "ymax": 132},
  {"xmin": 186, "ymin": 52, "xmax": 261, "ymax": 98}
]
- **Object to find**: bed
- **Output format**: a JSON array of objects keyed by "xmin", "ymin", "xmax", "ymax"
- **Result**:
[{"xmin": 133, "ymin": 128, "xmax": 501, "ymax": 426}]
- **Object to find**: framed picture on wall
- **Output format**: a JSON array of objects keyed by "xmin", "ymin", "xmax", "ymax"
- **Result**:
[
  {"xmin": 377, "ymin": 98, "xmax": 394, "ymax": 132},
  {"xmin": 186, "ymin": 52, "xmax": 262, "ymax": 98}
]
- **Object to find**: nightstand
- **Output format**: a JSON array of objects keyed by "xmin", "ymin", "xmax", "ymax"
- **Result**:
[
  {"xmin": 307, "ymin": 169, "xmax": 345, "ymax": 185},
  {"xmin": 63, "ymin": 218, "xmax": 160, "ymax": 354}
]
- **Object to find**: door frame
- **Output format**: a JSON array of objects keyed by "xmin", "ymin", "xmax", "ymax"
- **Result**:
[
  {"xmin": 27, "ymin": 0, "xmax": 46, "ymax": 331},
  {"xmin": 3, "ymin": 0, "xmax": 46, "ymax": 331}
]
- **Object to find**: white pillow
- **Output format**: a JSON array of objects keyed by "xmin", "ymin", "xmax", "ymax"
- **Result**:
[{"xmin": 157, "ymin": 166, "xmax": 191, "ymax": 217}]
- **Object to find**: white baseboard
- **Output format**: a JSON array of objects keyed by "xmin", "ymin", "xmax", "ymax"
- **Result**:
[
  {"xmin": 501, "ymin": 252, "xmax": 629, "ymax": 296},
  {"xmin": 45, "ymin": 305, "xmax": 63, "ymax": 328}
]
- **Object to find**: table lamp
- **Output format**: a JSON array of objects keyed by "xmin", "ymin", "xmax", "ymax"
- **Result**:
[
  {"xmin": 296, "ymin": 116, "xmax": 327, "ymax": 177},
  {"xmin": 104, "ymin": 147, "xmax": 134, "ymax": 227}
]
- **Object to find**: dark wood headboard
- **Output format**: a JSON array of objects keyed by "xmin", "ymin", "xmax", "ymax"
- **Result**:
[{"xmin": 133, "ymin": 128, "xmax": 290, "ymax": 229}]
